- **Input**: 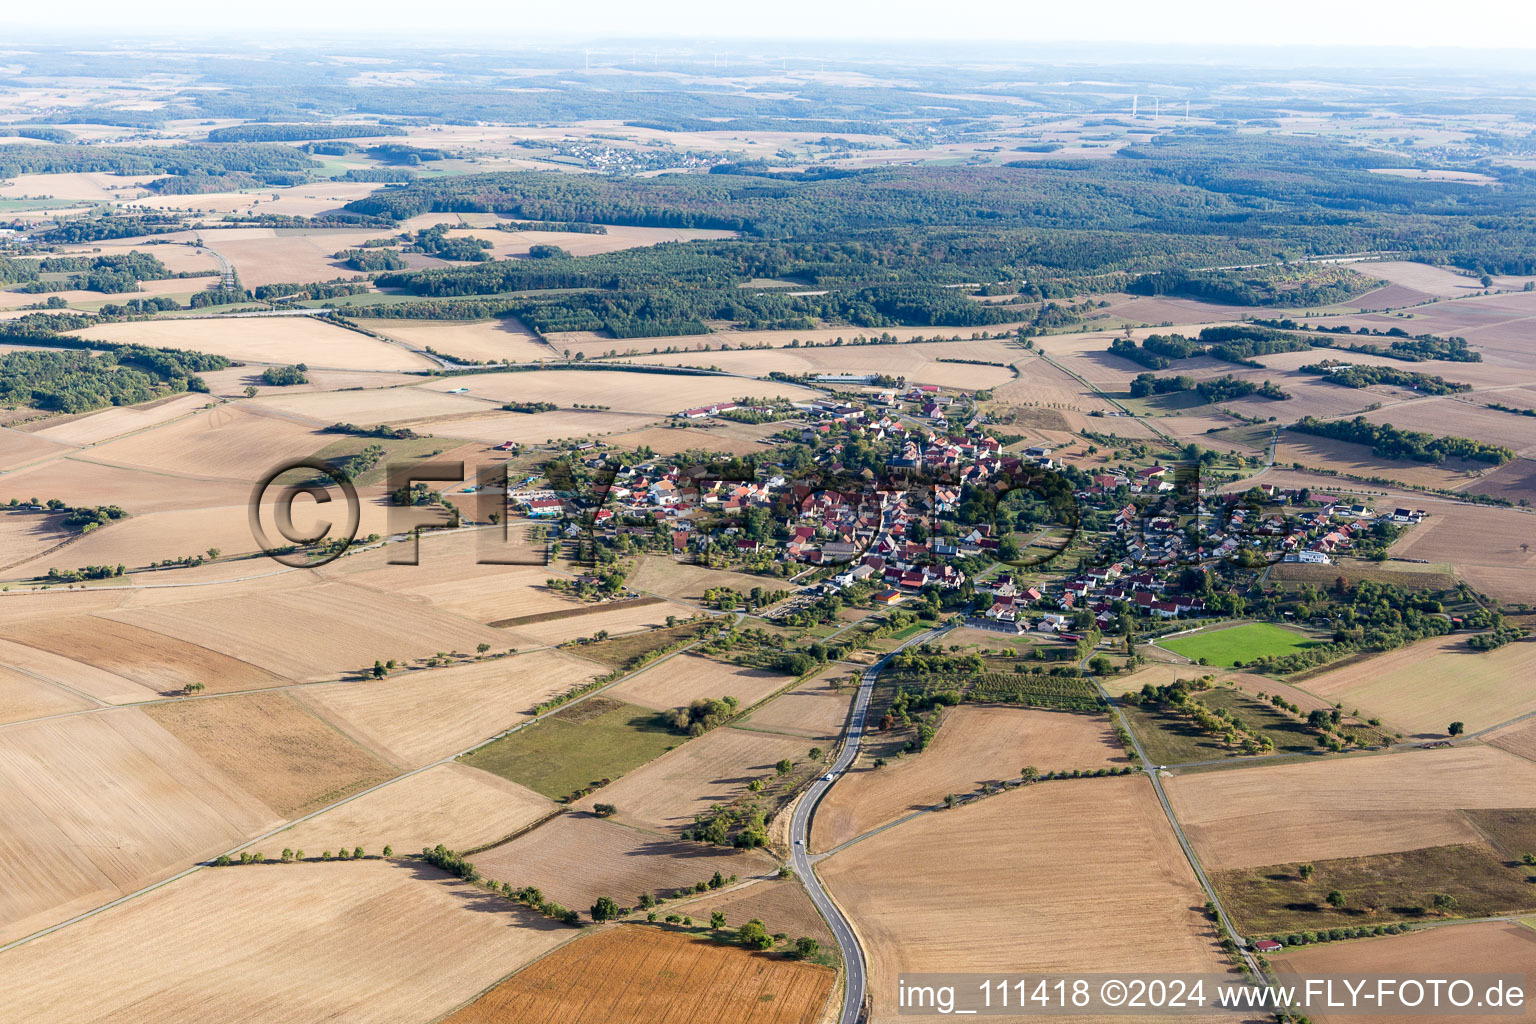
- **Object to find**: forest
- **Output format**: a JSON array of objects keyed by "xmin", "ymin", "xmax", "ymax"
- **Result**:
[
  {"xmin": 1298, "ymin": 363, "xmax": 1471, "ymax": 395},
  {"xmin": 0, "ymin": 345, "xmax": 228, "ymax": 413},
  {"xmin": 322, "ymin": 131, "xmax": 1536, "ymax": 336},
  {"xmin": 0, "ymin": 142, "xmax": 318, "ymax": 183},
  {"xmin": 348, "ymin": 132, "xmax": 1536, "ymax": 275},
  {"xmin": 204, "ymin": 123, "xmax": 406, "ymax": 142}
]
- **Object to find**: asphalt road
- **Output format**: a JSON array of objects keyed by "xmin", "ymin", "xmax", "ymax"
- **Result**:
[{"xmin": 790, "ymin": 623, "xmax": 954, "ymax": 1024}]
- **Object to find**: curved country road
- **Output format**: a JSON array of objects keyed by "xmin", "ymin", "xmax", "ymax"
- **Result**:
[{"xmin": 790, "ymin": 623, "xmax": 955, "ymax": 1024}]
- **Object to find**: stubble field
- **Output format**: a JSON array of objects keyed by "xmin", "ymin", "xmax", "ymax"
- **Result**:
[
  {"xmin": 813, "ymin": 706, "xmax": 1126, "ymax": 850},
  {"xmin": 272, "ymin": 763, "xmax": 554, "ymax": 855},
  {"xmin": 1300, "ymin": 634, "xmax": 1536, "ymax": 736},
  {"xmin": 0, "ymin": 709, "xmax": 280, "ymax": 945},
  {"xmin": 605, "ymin": 653, "xmax": 790, "ymax": 712},
  {"xmin": 573, "ymin": 724, "xmax": 810, "ymax": 833},
  {"xmin": 71, "ymin": 316, "xmax": 436, "ymax": 370},
  {"xmin": 438, "ymin": 924, "xmax": 835, "ymax": 1024},
  {"xmin": 0, "ymin": 860, "xmax": 577, "ymax": 1024},
  {"xmin": 818, "ymin": 777, "xmax": 1231, "ymax": 1023},
  {"xmin": 1270, "ymin": 921, "xmax": 1536, "ymax": 1024},
  {"xmin": 471, "ymin": 813, "xmax": 776, "ymax": 915},
  {"xmin": 1162, "ymin": 746, "xmax": 1536, "ymax": 871},
  {"xmin": 141, "ymin": 691, "xmax": 394, "ymax": 817},
  {"xmin": 296, "ymin": 649, "xmax": 598, "ymax": 767}
]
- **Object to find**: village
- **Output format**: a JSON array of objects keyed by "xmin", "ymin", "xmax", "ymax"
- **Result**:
[{"xmin": 505, "ymin": 384, "xmax": 1427, "ymax": 636}]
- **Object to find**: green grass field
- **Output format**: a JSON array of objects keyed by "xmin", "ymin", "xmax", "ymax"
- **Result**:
[
  {"xmin": 459, "ymin": 697, "xmax": 680, "ymax": 801},
  {"xmin": 1161, "ymin": 622, "xmax": 1318, "ymax": 668}
]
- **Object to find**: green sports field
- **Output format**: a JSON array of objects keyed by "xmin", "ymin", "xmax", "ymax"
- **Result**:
[{"xmin": 1159, "ymin": 622, "xmax": 1318, "ymax": 667}]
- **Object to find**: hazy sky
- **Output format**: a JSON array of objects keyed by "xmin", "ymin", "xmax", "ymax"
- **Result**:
[{"xmin": 10, "ymin": 0, "xmax": 1536, "ymax": 51}]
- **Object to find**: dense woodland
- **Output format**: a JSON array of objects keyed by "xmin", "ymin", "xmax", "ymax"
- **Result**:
[
  {"xmin": 314, "ymin": 132, "xmax": 1536, "ymax": 336},
  {"xmin": 0, "ymin": 345, "xmax": 227, "ymax": 412}
]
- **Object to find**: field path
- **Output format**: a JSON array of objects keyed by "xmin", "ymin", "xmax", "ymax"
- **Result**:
[{"xmin": 1092, "ymin": 676, "xmax": 1265, "ymax": 979}]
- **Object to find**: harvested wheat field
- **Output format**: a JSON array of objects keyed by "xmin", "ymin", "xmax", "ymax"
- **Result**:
[
  {"xmin": 199, "ymin": 365, "xmax": 425, "ymax": 399},
  {"xmin": 473, "ymin": 814, "xmax": 776, "ymax": 915},
  {"xmin": 1459, "ymin": 564, "xmax": 1536, "ymax": 605},
  {"xmin": 71, "ymin": 316, "xmax": 436, "ymax": 371},
  {"xmin": 143, "ymin": 691, "xmax": 393, "ymax": 817},
  {"xmin": 439, "ymin": 924, "xmax": 835, "ymax": 1024},
  {"xmin": 626, "ymin": 556, "xmax": 774, "ymax": 603},
  {"xmin": 336, "ymin": 557, "xmax": 568, "ymax": 621},
  {"xmin": 736, "ymin": 671, "xmax": 854, "ymax": 741},
  {"xmin": 514, "ymin": 596, "xmax": 681, "ymax": 645},
  {"xmin": 0, "ymin": 170, "xmax": 161, "ymax": 200},
  {"xmin": 0, "ymin": 429, "xmax": 72, "ymax": 472},
  {"xmin": 607, "ymin": 419, "xmax": 784, "ymax": 456},
  {"xmin": 0, "ymin": 709, "xmax": 280, "ymax": 945},
  {"xmin": 1163, "ymin": 745, "xmax": 1536, "ymax": 872},
  {"xmin": 0, "ymin": 859, "xmax": 577, "ymax": 1024},
  {"xmin": 4, "ymin": 504, "xmax": 289, "ymax": 578},
  {"xmin": 1389, "ymin": 503, "xmax": 1536, "ymax": 602},
  {"xmin": 0, "ymin": 509, "xmax": 72, "ymax": 571},
  {"xmin": 31, "ymin": 393, "xmax": 211, "ymax": 447},
  {"xmin": 1363, "ymin": 399, "xmax": 1536, "ymax": 456},
  {"xmin": 1354, "ymin": 261, "xmax": 1490, "ymax": 298},
  {"xmin": 1271, "ymin": 921, "xmax": 1536, "ymax": 1024},
  {"xmin": 0, "ymin": 635, "xmax": 159, "ymax": 706},
  {"xmin": 103, "ymin": 580, "xmax": 506, "ymax": 682},
  {"xmin": 1276, "ymin": 432, "xmax": 1488, "ymax": 490},
  {"xmin": 1301, "ymin": 634, "xmax": 1536, "ymax": 736},
  {"xmin": 326, "ymin": 533, "xmax": 567, "ymax": 621},
  {"xmin": 606, "ymin": 653, "xmax": 789, "ymax": 712},
  {"xmin": 0, "ymin": 665, "xmax": 93, "ymax": 725},
  {"xmin": 81, "ymin": 404, "xmax": 329, "ymax": 480},
  {"xmin": 402, "ymin": 407, "xmax": 653, "ymax": 444},
  {"xmin": 0, "ymin": 615, "xmax": 280, "ymax": 700},
  {"xmin": 418, "ymin": 369, "xmax": 819, "ymax": 415},
  {"xmin": 296, "ymin": 650, "xmax": 597, "ymax": 767},
  {"xmin": 1485, "ymin": 717, "xmax": 1536, "ymax": 763},
  {"xmin": 274, "ymin": 763, "xmax": 554, "ymax": 855},
  {"xmin": 813, "ymin": 707, "xmax": 1125, "ymax": 850},
  {"xmin": 370, "ymin": 318, "xmax": 556, "ymax": 363},
  {"xmin": 820, "ymin": 777, "xmax": 1231, "ymax": 1023},
  {"xmin": 665, "ymin": 877, "xmax": 835, "ymax": 950},
  {"xmin": 574, "ymin": 726, "xmax": 809, "ymax": 832},
  {"xmin": 0, "ymin": 455, "xmax": 253, "ymax": 514},
  {"xmin": 249, "ymin": 384, "xmax": 489, "ymax": 424},
  {"xmin": 625, "ymin": 338, "xmax": 1021, "ymax": 389}
]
